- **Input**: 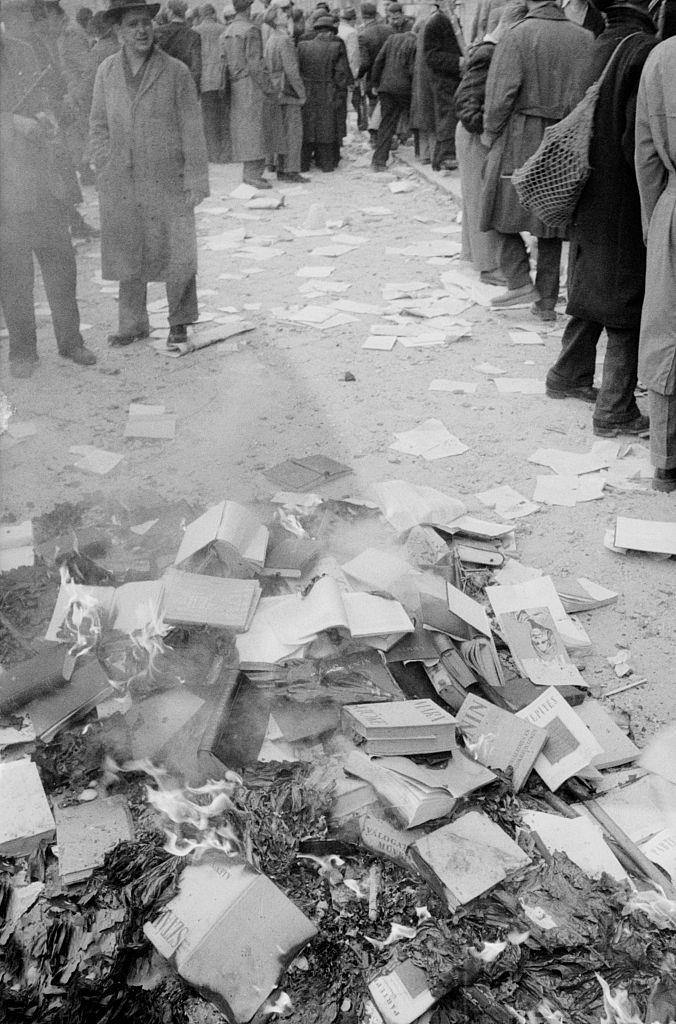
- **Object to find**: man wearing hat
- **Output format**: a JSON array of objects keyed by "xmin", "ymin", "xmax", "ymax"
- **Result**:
[
  {"xmin": 357, "ymin": 1, "xmax": 392, "ymax": 131},
  {"xmin": 89, "ymin": 0, "xmax": 209, "ymax": 348},
  {"xmin": 220, "ymin": 0, "xmax": 276, "ymax": 189},
  {"xmin": 155, "ymin": 0, "xmax": 202, "ymax": 91},
  {"xmin": 370, "ymin": 4, "xmax": 416, "ymax": 169},
  {"xmin": 298, "ymin": 13, "xmax": 351, "ymax": 170},
  {"xmin": 0, "ymin": 2, "xmax": 96, "ymax": 377},
  {"xmin": 546, "ymin": 0, "xmax": 657, "ymax": 438}
]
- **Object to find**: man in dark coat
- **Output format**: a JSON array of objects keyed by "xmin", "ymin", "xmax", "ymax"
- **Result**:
[
  {"xmin": 410, "ymin": 5, "xmax": 436, "ymax": 162},
  {"xmin": 0, "ymin": 14, "xmax": 96, "ymax": 378},
  {"xmin": 545, "ymin": 0, "xmax": 656, "ymax": 437},
  {"xmin": 298, "ymin": 14, "xmax": 351, "ymax": 171},
  {"xmin": 370, "ymin": 10, "xmax": 416, "ymax": 170},
  {"xmin": 481, "ymin": 0, "xmax": 592, "ymax": 317},
  {"xmin": 421, "ymin": 5, "xmax": 463, "ymax": 169},
  {"xmin": 358, "ymin": 0, "xmax": 392, "ymax": 131},
  {"xmin": 89, "ymin": 0, "xmax": 209, "ymax": 348},
  {"xmin": 155, "ymin": 0, "xmax": 202, "ymax": 90}
]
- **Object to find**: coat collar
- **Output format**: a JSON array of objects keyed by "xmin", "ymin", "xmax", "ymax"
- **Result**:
[
  {"xmin": 524, "ymin": 2, "xmax": 569, "ymax": 20},
  {"xmin": 117, "ymin": 44, "xmax": 167, "ymax": 106}
]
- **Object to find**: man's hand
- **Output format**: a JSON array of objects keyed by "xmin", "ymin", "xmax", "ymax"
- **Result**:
[
  {"xmin": 480, "ymin": 131, "xmax": 493, "ymax": 150},
  {"xmin": 185, "ymin": 186, "xmax": 209, "ymax": 208}
]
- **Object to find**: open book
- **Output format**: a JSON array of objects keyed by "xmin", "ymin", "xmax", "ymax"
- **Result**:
[
  {"xmin": 432, "ymin": 583, "xmax": 504, "ymax": 688},
  {"xmin": 45, "ymin": 580, "xmax": 165, "ymax": 641},
  {"xmin": 517, "ymin": 686, "xmax": 603, "ymax": 791},
  {"xmin": 345, "ymin": 749, "xmax": 456, "ymax": 828},
  {"xmin": 174, "ymin": 500, "xmax": 268, "ymax": 577},
  {"xmin": 162, "ymin": 569, "xmax": 261, "ymax": 632}
]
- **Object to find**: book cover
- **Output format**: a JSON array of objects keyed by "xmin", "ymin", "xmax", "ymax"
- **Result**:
[
  {"xmin": 575, "ymin": 700, "xmax": 639, "ymax": 769},
  {"xmin": 27, "ymin": 658, "xmax": 114, "ymax": 744},
  {"xmin": 487, "ymin": 576, "xmax": 592, "ymax": 656},
  {"xmin": 0, "ymin": 760, "xmax": 55, "ymax": 858},
  {"xmin": 341, "ymin": 699, "xmax": 456, "ymax": 754},
  {"xmin": 369, "ymin": 961, "xmax": 437, "ymax": 1024},
  {"xmin": 162, "ymin": 569, "xmax": 261, "ymax": 632},
  {"xmin": 374, "ymin": 748, "xmax": 496, "ymax": 799},
  {"xmin": 521, "ymin": 810, "xmax": 627, "ymax": 882},
  {"xmin": 517, "ymin": 687, "xmax": 603, "ymax": 791},
  {"xmin": 54, "ymin": 795, "xmax": 134, "ymax": 884},
  {"xmin": 496, "ymin": 607, "xmax": 586, "ymax": 689},
  {"xmin": 552, "ymin": 577, "xmax": 618, "ymax": 613},
  {"xmin": 174, "ymin": 500, "xmax": 269, "ymax": 574},
  {"xmin": 455, "ymin": 694, "xmax": 546, "ymax": 791}
]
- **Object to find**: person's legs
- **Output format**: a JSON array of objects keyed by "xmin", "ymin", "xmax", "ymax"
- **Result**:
[
  {"xmin": 0, "ymin": 212, "xmax": 39, "ymax": 369},
  {"xmin": 117, "ymin": 279, "xmax": 150, "ymax": 339},
  {"xmin": 201, "ymin": 91, "xmax": 220, "ymax": 162},
  {"xmin": 648, "ymin": 390, "xmax": 676, "ymax": 490},
  {"xmin": 498, "ymin": 233, "xmax": 532, "ymax": 290},
  {"xmin": 300, "ymin": 140, "xmax": 313, "ymax": 173},
  {"xmin": 32, "ymin": 203, "xmax": 86, "ymax": 356},
  {"xmin": 593, "ymin": 326, "xmax": 644, "ymax": 431},
  {"xmin": 315, "ymin": 143, "xmax": 336, "ymax": 172},
  {"xmin": 243, "ymin": 158, "xmax": 270, "ymax": 188},
  {"xmin": 279, "ymin": 106, "xmax": 304, "ymax": 177},
  {"xmin": 533, "ymin": 236, "xmax": 562, "ymax": 313},
  {"xmin": 372, "ymin": 93, "xmax": 402, "ymax": 169},
  {"xmin": 546, "ymin": 317, "xmax": 601, "ymax": 399},
  {"xmin": 167, "ymin": 273, "xmax": 198, "ymax": 329}
]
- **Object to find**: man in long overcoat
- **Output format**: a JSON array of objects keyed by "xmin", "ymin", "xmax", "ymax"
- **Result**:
[
  {"xmin": 410, "ymin": 5, "xmax": 436, "ymax": 162},
  {"xmin": 264, "ymin": 4, "xmax": 307, "ymax": 182},
  {"xmin": 421, "ymin": 4, "xmax": 463, "ymax": 170},
  {"xmin": 298, "ymin": 15, "xmax": 351, "ymax": 172},
  {"xmin": 481, "ymin": 0, "xmax": 592, "ymax": 317},
  {"xmin": 545, "ymin": 0, "xmax": 656, "ymax": 437},
  {"xmin": 358, "ymin": 0, "xmax": 392, "ymax": 137},
  {"xmin": 89, "ymin": 0, "xmax": 209, "ymax": 348},
  {"xmin": 635, "ymin": 35, "xmax": 676, "ymax": 490},
  {"xmin": 221, "ymin": 0, "xmax": 276, "ymax": 189}
]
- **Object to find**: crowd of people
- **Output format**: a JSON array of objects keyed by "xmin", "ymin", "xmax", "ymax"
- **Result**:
[{"xmin": 0, "ymin": 0, "xmax": 675, "ymax": 489}]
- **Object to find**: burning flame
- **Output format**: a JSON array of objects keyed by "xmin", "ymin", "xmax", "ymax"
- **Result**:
[
  {"xmin": 365, "ymin": 922, "xmax": 418, "ymax": 949},
  {"xmin": 415, "ymin": 906, "xmax": 432, "ymax": 922},
  {"xmin": 59, "ymin": 564, "xmax": 102, "ymax": 659},
  {"xmin": 462, "ymin": 731, "xmax": 496, "ymax": 763}
]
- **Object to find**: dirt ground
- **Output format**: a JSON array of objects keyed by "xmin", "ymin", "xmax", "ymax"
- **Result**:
[{"xmin": 1, "ymin": 125, "xmax": 674, "ymax": 746}]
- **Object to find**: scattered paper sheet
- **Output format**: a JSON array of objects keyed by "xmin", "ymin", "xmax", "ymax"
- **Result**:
[
  {"xmin": 508, "ymin": 331, "xmax": 544, "ymax": 346},
  {"xmin": 230, "ymin": 183, "xmax": 258, "ymax": 200},
  {"xmin": 70, "ymin": 445, "xmax": 123, "ymax": 474},
  {"xmin": 296, "ymin": 266, "xmax": 334, "ymax": 279},
  {"xmin": 0, "ymin": 520, "xmax": 34, "ymax": 572},
  {"xmin": 389, "ymin": 180, "xmax": 416, "ymax": 194},
  {"xmin": 247, "ymin": 194, "xmax": 284, "ymax": 209},
  {"xmin": 331, "ymin": 233, "xmax": 367, "ymax": 246},
  {"xmin": 363, "ymin": 335, "xmax": 396, "ymax": 350},
  {"xmin": 150, "ymin": 320, "xmax": 254, "ymax": 357},
  {"xmin": 614, "ymin": 516, "xmax": 676, "ymax": 556},
  {"xmin": 494, "ymin": 378, "xmax": 546, "ymax": 394},
  {"xmin": 521, "ymin": 810, "xmax": 627, "ymax": 881},
  {"xmin": 7, "ymin": 421, "xmax": 38, "ymax": 440},
  {"xmin": 203, "ymin": 229, "xmax": 247, "ymax": 251},
  {"xmin": 124, "ymin": 404, "xmax": 176, "ymax": 440},
  {"xmin": 310, "ymin": 244, "xmax": 357, "ymax": 258},
  {"xmin": 331, "ymin": 299, "xmax": 385, "ymax": 315},
  {"xmin": 429, "ymin": 380, "xmax": 478, "ymax": 394},
  {"xmin": 533, "ymin": 474, "xmax": 605, "ymax": 506},
  {"xmin": 299, "ymin": 280, "xmax": 350, "ymax": 295},
  {"xmin": 398, "ymin": 335, "xmax": 447, "ymax": 348},
  {"xmin": 360, "ymin": 206, "xmax": 392, "ymax": 217},
  {"xmin": 529, "ymin": 447, "xmax": 611, "ymax": 476},
  {"xmin": 476, "ymin": 362, "xmax": 506, "ymax": 375},
  {"xmin": 476, "ymin": 484, "xmax": 539, "ymax": 519},
  {"xmin": 390, "ymin": 419, "xmax": 468, "ymax": 460},
  {"xmin": 370, "ymin": 479, "xmax": 466, "ymax": 532}
]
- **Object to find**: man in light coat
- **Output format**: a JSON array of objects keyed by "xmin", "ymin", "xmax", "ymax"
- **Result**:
[
  {"xmin": 195, "ymin": 2, "xmax": 225, "ymax": 160},
  {"xmin": 264, "ymin": 4, "xmax": 308, "ymax": 182},
  {"xmin": 635, "ymin": 35, "xmax": 676, "ymax": 491},
  {"xmin": 481, "ymin": 0, "xmax": 592, "ymax": 318},
  {"xmin": 89, "ymin": 0, "xmax": 209, "ymax": 349},
  {"xmin": 221, "ymin": 0, "xmax": 275, "ymax": 188}
]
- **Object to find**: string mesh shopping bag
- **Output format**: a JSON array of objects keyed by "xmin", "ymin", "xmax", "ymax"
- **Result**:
[{"xmin": 511, "ymin": 36, "xmax": 637, "ymax": 229}]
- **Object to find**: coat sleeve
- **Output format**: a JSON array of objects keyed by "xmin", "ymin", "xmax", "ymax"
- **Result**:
[
  {"xmin": 423, "ymin": 17, "xmax": 461, "ymax": 78},
  {"xmin": 245, "ymin": 24, "xmax": 274, "ymax": 94},
  {"xmin": 371, "ymin": 36, "xmax": 387, "ymax": 89},
  {"xmin": 334, "ymin": 40, "xmax": 352, "ymax": 90},
  {"xmin": 634, "ymin": 63, "xmax": 667, "ymax": 238},
  {"xmin": 88, "ymin": 61, "xmax": 110, "ymax": 168},
  {"xmin": 281, "ymin": 35, "xmax": 306, "ymax": 103},
  {"xmin": 454, "ymin": 46, "xmax": 489, "ymax": 134},
  {"xmin": 190, "ymin": 31, "xmax": 202, "ymax": 92},
  {"xmin": 176, "ymin": 64, "xmax": 209, "ymax": 196},
  {"xmin": 483, "ymin": 32, "xmax": 522, "ymax": 144}
]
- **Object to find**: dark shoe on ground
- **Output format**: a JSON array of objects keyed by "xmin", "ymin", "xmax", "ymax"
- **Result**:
[
  {"xmin": 652, "ymin": 468, "xmax": 676, "ymax": 493},
  {"xmin": 108, "ymin": 331, "xmax": 148, "ymax": 347},
  {"xmin": 277, "ymin": 172, "xmax": 310, "ymax": 183},
  {"xmin": 480, "ymin": 269, "xmax": 507, "ymax": 286},
  {"xmin": 372, "ymin": 163, "xmax": 387, "ymax": 172},
  {"xmin": 593, "ymin": 414, "xmax": 650, "ymax": 438},
  {"xmin": 490, "ymin": 284, "xmax": 540, "ymax": 309},
  {"xmin": 61, "ymin": 344, "xmax": 97, "ymax": 365},
  {"xmin": 546, "ymin": 383, "xmax": 598, "ymax": 403},
  {"xmin": 531, "ymin": 302, "xmax": 557, "ymax": 322},
  {"xmin": 419, "ymin": 156, "xmax": 431, "ymax": 165},
  {"xmin": 10, "ymin": 356, "xmax": 39, "ymax": 379},
  {"xmin": 167, "ymin": 324, "xmax": 188, "ymax": 349},
  {"xmin": 70, "ymin": 220, "xmax": 100, "ymax": 239},
  {"xmin": 243, "ymin": 177, "xmax": 272, "ymax": 190}
]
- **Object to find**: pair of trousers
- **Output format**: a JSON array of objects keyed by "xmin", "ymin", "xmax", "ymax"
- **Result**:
[
  {"xmin": 118, "ymin": 276, "xmax": 198, "ymax": 335},
  {"xmin": 546, "ymin": 317, "xmax": 641, "ymax": 425},
  {"xmin": 648, "ymin": 390, "xmax": 676, "ymax": 470},
  {"xmin": 498, "ymin": 233, "xmax": 561, "ymax": 311},
  {"xmin": 243, "ymin": 158, "xmax": 266, "ymax": 182},
  {"xmin": 300, "ymin": 141, "xmax": 337, "ymax": 173},
  {"xmin": 415, "ymin": 130, "xmax": 433, "ymax": 162},
  {"xmin": 201, "ymin": 91, "xmax": 226, "ymax": 162},
  {"xmin": 372, "ymin": 93, "xmax": 410, "ymax": 168},
  {"xmin": 0, "ymin": 203, "xmax": 83, "ymax": 362},
  {"xmin": 456, "ymin": 123, "xmax": 501, "ymax": 274},
  {"xmin": 276, "ymin": 106, "xmax": 303, "ymax": 174}
]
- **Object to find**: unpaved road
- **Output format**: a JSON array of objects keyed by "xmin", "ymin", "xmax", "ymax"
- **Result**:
[{"xmin": 1, "ymin": 126, "xmax": 674, "ymax": 745}]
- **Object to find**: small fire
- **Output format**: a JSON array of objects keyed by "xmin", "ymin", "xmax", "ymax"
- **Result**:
[{"xmin": 59, "ymin": 564, "xmax": 102, "ymax": 659}]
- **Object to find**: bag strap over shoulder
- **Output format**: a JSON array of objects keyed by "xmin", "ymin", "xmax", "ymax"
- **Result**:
[{"xmin": 596, "ymin": 32, "xmax": 643, "ymax": 90}]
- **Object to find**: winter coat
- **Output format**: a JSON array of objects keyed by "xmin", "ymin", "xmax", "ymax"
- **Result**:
[
  {"xmin": 195, "ymin": 17, "xmax": 224, "ymax": 93},
  {"xmin": 59, "ymin": 21, "xmax": 92, "ymax": 109},
  {"xmin": 83, "ymin": 33, "xmax": 119, "ymax": 114},
  {"xmin": 298, "ymin": 34, "xmax": 350, "ymax": 145},
  {"xmin": 566, "ymin": 12, "xmax": 656, "ymax": 328},
  {"xmin": 410, "ymin": 16, "xmax": 435, "ymax": 132},
  {"xmin": 454, "ymin": 38, "xmax": 495, "ymax": 134},
  {"xmin": 264, "ymin": 29, "xmax": 306, "ymax": 107},
  {"xmin": 636, "ymin": 37, "xmax": 676, "ymax": 395},
  {"xmin": 468, "ymin": 0, "xmax": 506, "ymax": 44},
  {"xmin": 480, "ymin": 3, "xmax": 592, "ymax": 237},
  {"xmin": 358, "ymin": 19, "xmax": 392, "ymax": 90},
  {"xmin": 89, "ymin": 46, "xmax": 208, "ymax": 283},
  {"xmin": 371, "ymin": 30, "xmax": 416, "ymax": 98},
  {"xmin": 422, "ymin": 9, "xmax": 462, "ymax": 86},
  {"xmin": 221, "ymin": 13, "xmax": 275, "ymax": 162},
  {"xmin": 155, "ymin": 21, "xmax": 202, "ymax": 91}
]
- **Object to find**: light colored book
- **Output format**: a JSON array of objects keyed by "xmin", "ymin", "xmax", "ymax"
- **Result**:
[
  {"xmin": 0, "ymin": 760, "xmax": 55, "ymax": 858},
  {"xmin": 162, "ymin": 569, "xmax": 261, "ymax": 632},
  {"xmin": 589, "ymin": 774, "xmax": 673, "ymax": 844},
  {"xmin": 575, "ymin": 700, "xmax": 639, "ymax": 769},
  {"xmin": 487, "ymin": 576, "xmax": 592, "ymax": 656},
  {"xmin": 551, "ymin": 577, "xmax": 618, "ymax": 613},
  {"xmin": 45, "ymin": 580, "xmax": 164, "ymax": 641},
  {"xmin": 55, "ymin": 795, "xmax": 134, "ymax": 885},
  {"xmin": 174, "ymin": 500, "xmax": 268, "ymax": 575},
  {"xmin": 614, "ymin": 516, "xmax": 676, "ymax": 556},
  {"xmin": 410, "ymin": 810, "xmax": 530, "ymax": 910},
  {"xmin": 369, "ymin": 961, "xmax": 437, "ymax": 1024},
  {"xmin": 455, "ymin": 694, "xmax": 546, "ymax": 791},
  {"xmin": 521, "ymin": 810, "xmax": 627, "ymax": 882},
  {"xmin": 497, "ymin": 606, "xmax": 586, "ymax": 689},
  {"xmin": 372, "ymin": 748, "xmax": 495, "ymax": 798},
  {"xmin": 517, "ymin": 687, "xmax": 603, "ymax": 791},
  {"xmin": 341, "ymin": 698, "xmax": 456, "ymax": 756},
  {"xmin": 345, "ymin": 749, "xmax": 456, "ymax": 828}
]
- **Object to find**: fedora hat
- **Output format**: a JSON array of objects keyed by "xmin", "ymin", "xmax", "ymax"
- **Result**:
[
  {"xmin": 313, "ymin": 12, "xmax": 337, "ymax": 27},
  {"xmin": 105, "ymin": 0, "xmax": 161, "ymax": 22}
]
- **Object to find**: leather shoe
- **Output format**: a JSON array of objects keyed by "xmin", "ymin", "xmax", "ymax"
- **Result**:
[
  {"xmin": 243, "ymin": 177, "xmax": 272, "ymax": 190},
  {"xmin": 490, "ymin": 284, "xmax": 540, "ymax": 309},
  {"xmin": 108, "ymin": 331, "xmax": 148, "ymax": 347},
  {"xmin": 61, "ymin": 344, "xmax": 97, "ymax": 365},
  {"xmin": 593, "ymin": 414, "xmax": 649, "ymax": 438},
  {"xmin": 10, "ymin": 357, "xmax": 39, "ymax": 379},
  {"xmin": 530, "ymin": 302, "xmax": 557, "ymax": 322},
  {"xmin": 652, "ymin": 468, "xmax": 676, "ymax": 493},
  {"xmin": 546, "ymin": 384, "xmax": 598, "ymax": 403},
  {"xmin": 480, "ymin": 270, "xmax": 507, "ymax": 286},
  {"xmin": 167, "ymin": 324, "xmax": 188, "ymax": 349},
  {"xmin": 277, "ymin": 172, "xmax": 310, "ymax": 183}
]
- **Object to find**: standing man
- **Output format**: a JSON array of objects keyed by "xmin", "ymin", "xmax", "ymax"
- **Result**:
[
  {"xmin": 421, "ymin": 3, "xmax": 464, "ymax": 170},
  {"xmin": 155, "ymin": 0, "xmax": 202, "ymax": 90},
  {"xmin": 370, "ymin": 8, "xmax": 416, "ymax": 170},
  {"xmin": 410, "ymin": 5, "xmax": 436, "ymax": 162},
  {"xmin": 89, "ymin": 0, "xmax": 209, "ymax": 348},
  {"xmin": 0, "ymin": 13, "xmax": 96, "ymax": 378},
  {"xmin": 221, "ymin": 0, "xmax": 276, "ymax": 189},
  {"xmin": 338, "ymin": 6, "xmax": 360, "ymax": 79},
  {"xmin": 481, "ymin": 0, "xmax": 592, "ymax": 318},
  {"xmin": 264, "ymin": 3, "xmax": 307, "ymax": 182},
  {"xmin": 545, "ymin": 0, "xmax": 656, "ymax": 438},
  {"xmin": 357, "ymin": 0, "xmax": 392, "ymax": 138},
  {"xmin": 195, "ymin": 2, "xmax": 225, "ymax": 161},
  {"xmin": 298, "ymin": 14, "xmax": 351, "ymax": 171}
]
